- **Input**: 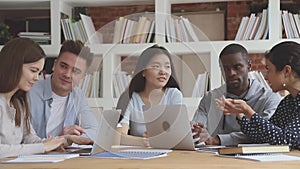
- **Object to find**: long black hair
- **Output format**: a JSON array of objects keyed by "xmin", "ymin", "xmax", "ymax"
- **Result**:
[
  {"xmin": 128, "ymin": 44, "xmax": 180, "ymax": 98},
  {"xmin": 265, "ymin": 41, "xmax": 300, "ymax": 77},
  {"xmin": 116, "ymin": 45, "xmax": 180, "ymax": 121}
]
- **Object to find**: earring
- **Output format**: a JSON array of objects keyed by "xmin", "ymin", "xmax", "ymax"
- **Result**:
[{"xmin": 283, "ymin": 83, "xmax": 286, "ymax": 87}]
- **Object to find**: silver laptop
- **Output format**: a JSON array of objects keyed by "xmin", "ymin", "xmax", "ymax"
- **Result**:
[
  {"xmin": 69, "ymin": 109, "xmax": 120, "ymax": 155},
  {"xmin": 143, "ymin": 104, "xmax": 195, "ymax": 150}
]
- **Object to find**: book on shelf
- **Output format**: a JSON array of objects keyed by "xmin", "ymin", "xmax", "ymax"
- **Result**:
[
  {"xmin": 178, "ymin": 16, "xmax": 190, "ymax": 42},
  {"xmin": 165, "ymin": 17, "xmax": 172, "ymax": 42},
  {"xmin": 288, "ymin": 12, "xmax": 299, "ymax": 38},
  {"xmin": 134, "ymin": 16, "xmax": 148, "ymax": 43},
  {"xmin": 1, "ymin": 154, "xmax": 79, "ymax": 163},
  {"xmin": 242, "ymin": 13, "xmax": 256, "ymax": 40},
  {"xmin": 90, "ymin": 71, "xmax": 100, "ymax": 98},
  {"xmin": 235, "ymin": 16, "xmax": 249, "ymax": 40},
  {"xmin": 166, "ymin": 16, "xmax": 176, "ymax": 43},
  {"xmin": 80, "ymin": 14, "xmax": 102, "ymax": 44},
  {"xmin": 123, "ymin": 19, "xmax": 134, "ymax": 44},
  {"xmin": 174, "ymin": 18, "xmax": 183, "ymax": 42},
  {"xmin": 61, "ymin": 18, "xmax": 71, "ymax": 40},
  {"xmin": 119, "ymin": 18, "xmax": 129, "ymax": 43},
  {"xmin": 218, "ymin": 144, "xmax": 290, "ymax": 155},
  {"xmin": 146, "ymin": 20, "xmax": 155, "ymax": 43},
  {"xmin": 17, "ymin": 32, "xmax": 51, "ymax": 44},
  {"xmin": 113, "ymin": 17, "xmax": 126, "ymax": 43},
  {"xmin": 282, "ymin": 10, "xmax": 293, "ymax": 39},
  {"xmin": 139, "ymin": 18, "xmax": 152, "ymax": 43},
  {"xmin": 248, "ymin": 13, "xmax": 261, "ymax": 40},
  {"xmin": 293, "ymin": 13, "xmax": 300, "ymax": 37}
]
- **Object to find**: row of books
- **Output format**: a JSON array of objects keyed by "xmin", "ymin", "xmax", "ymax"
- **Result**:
[
  {"xmin": 235, "ymin": 9, "xmax": 269, "ymax": 40},
  {"xmin": 78, "ymin": 71, "xmax": 101, "ymax": 98},
  {"xmin": 113, "ymin": 15, "xmax": 200, "ymax": 44},
  {"xmin": 61, "ymin": 14, "xmax": 101, "ymax": 43},
  {"xmin": 281, "ymin": 10, "xmax": 300, "ymax": 39},
  {"xmin": 79, "ymin": 71, "xmax": 210, "ymax": 98},
  {"xmin": 17, "ymin": 32, "xmax": 51, "ymax": 44},
  {"xmin": 248, "ymin": 70, "xmax": 270, "ymax": 90},
  {"xmin": 165, "ymin": 16, "xmax": 200, "ymax": 42},
  {"xmin": 113, "ymin": 16, "xmax": 155, "ymax": 44},
  {"xmin": 39, "ymin": 70, "xmax": 268, "ymax": 99},
  {"xmin": 112, "ymin": 71, "xmax": 209, "ymax": 98},
  {"xmin": 62, "ymin": 70, "xmax": 131, "ymax": 98},
  {"xmin": 191, "ymin": 72, "xmax": 209, "ymax": 98},
  {"xmin": 61, "ymin": 18, "xmax": 88, "ymax": 43},
  {"xmin": 113, "ymin": 71, "xmax": 132, "ymax": 97}
]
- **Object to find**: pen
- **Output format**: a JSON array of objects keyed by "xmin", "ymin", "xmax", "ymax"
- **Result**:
[{"xmin": 222, "ymin": 115, "xmax": 226, "ymax": 129}]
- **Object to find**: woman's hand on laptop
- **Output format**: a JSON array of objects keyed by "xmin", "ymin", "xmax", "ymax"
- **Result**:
[
  {"xmin": 64, "ymin": 135, "xmax": 94, "ymax": 146},
  {"xmin": 43, "ymin": 136, "xmax": 66, "ymax": 152},
  {"xmin": 143, "ymin": 131, "xmax": 150, "ymax": 147},
  {"xmin": 191, "ymin": 123, "xmax": 210, "ymax": 147},
  {"xmin": 61, "ymin": 125, "xmax": 86, "ymax": 136}
]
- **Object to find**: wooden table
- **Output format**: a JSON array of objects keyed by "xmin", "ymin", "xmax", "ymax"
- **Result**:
[{"xmin": 1, "ymin": 150, "xmax": 300, "ymax": 169}]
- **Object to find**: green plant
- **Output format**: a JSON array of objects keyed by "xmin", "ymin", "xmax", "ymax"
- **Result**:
[{"xmin": 0, "ymin": 22, "xmax": 11, "ymax": 44}]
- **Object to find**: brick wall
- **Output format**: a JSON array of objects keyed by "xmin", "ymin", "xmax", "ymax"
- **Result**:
[{"xmin": 87, "ymin": 1, "xmax": 268, "ymax": 74}]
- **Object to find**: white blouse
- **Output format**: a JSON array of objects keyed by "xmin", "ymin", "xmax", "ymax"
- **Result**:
[
  {"xmin": 120, "ymin": 88, "xmax": 183, "ymax": 136},
  {"xmin": 0, "ymin": 94, "xmax": 44, "ymax": 158}
]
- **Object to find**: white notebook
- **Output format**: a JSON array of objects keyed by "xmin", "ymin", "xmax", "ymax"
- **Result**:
[
  {"xmin": 219, "ymin": 153, "xmax": 300, "ymax": 162},
  {"xmin": 2, "ymin": 154, "xmax": 79, "ymax": 163},
  {"xmin": 87, "ymin": 149, "xmax": 172, "ymax": 160}
]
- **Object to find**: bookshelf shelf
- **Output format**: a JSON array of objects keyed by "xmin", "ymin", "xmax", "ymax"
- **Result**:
[
  {"xmin": 61, "ymin": 0, "xmax": 154, "ymax": 7},
  {"xmin": 1, "ymin": 0, "xmax": 300, "ymax": 110}
]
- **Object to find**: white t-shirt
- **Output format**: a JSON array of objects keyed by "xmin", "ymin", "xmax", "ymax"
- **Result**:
[
  {"xmin": 120, "ymin": 88, "xmax": 183, "ymax": 136},
  {"xmin": 46, "ymin": 93, "xmax": 68, "ymax": 137}
]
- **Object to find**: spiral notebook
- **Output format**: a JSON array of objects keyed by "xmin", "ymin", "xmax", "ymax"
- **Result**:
[
  {"xmin": 87, "ymin": 149, "xmax": 172, "ymax": 160},
  {"xmin": 2, "ymin": 154, "xmax": 79, "ymax": 163}
]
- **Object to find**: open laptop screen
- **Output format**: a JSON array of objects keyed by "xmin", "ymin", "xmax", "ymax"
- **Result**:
[{"xmin": 143, "ymin": 104, "xmax": 195, "ymax": 150}]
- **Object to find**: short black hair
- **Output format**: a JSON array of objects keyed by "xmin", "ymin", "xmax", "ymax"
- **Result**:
[{"xmin": 219, "ymin": 43, "xmax": 249, "ymax": 62}]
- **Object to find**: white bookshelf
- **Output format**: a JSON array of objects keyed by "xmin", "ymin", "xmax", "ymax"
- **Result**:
[
  {"xmin": 0, "ymin": 0, "xmax": 60, "ymax": 56},
  {"xmin": 1, "ymin": 0, "xmax": 300, "ymax": 110}
]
